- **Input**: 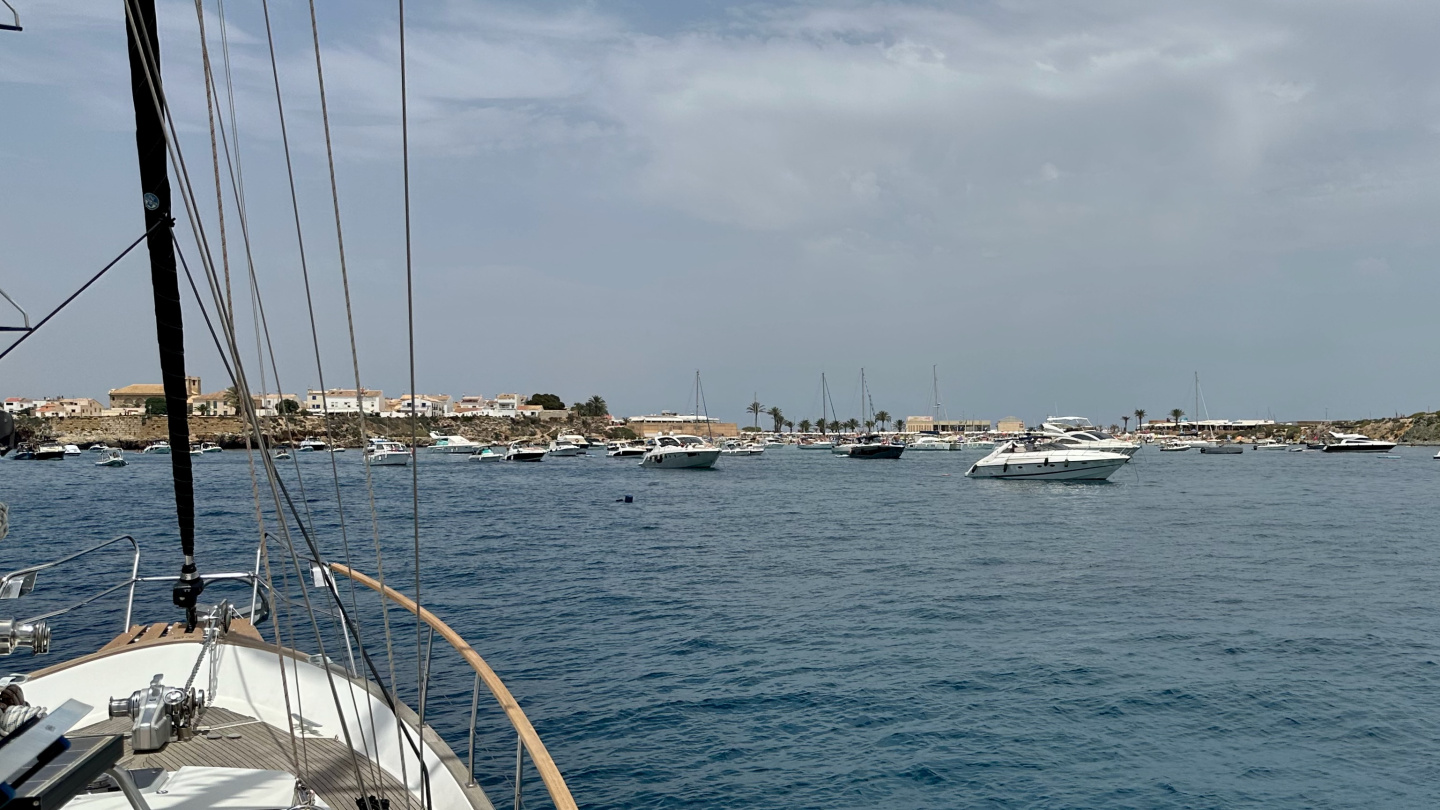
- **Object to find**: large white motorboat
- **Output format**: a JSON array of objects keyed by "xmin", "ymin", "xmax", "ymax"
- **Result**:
[
  {"xmin": 555, "ymin": 434, "xmax": 590, "ymax": 453},
  {"xmin": 140, "ymin": 440, "xmax": 171, "ymax": 455},
  {"xmin": 719, "ymin": 440, "xmax": 764, "ymax": 456},
  {"xmin": 547, "ymin": 439, "xmax": 583, "ymax": 457},
  {"xmin": 33, "ymin": 442, "xmax": 66, "ymax": 460},
  {"xmin": 1321, "ymin": 431, "xmax": 1397, "ymax": 453},
  {"xmin": 63, "ymin": 444, "xmax": 82, "ymax": 456},
  {"xmin": 1253, "ymin": 438, "xmax": 1289, "ymax": 450},
  {"xmin": 640, "ymin": 435, "xmax": 721, "ymax": 468},
  {"xmin": 606, "ymin": 441, "xmax": 647, "ymax": 458},
  {"xmin": 966, "ymin": 439, "xmax": 1131, "ymax": 480},
  {"xmin": 797, "ymin": 439, "xmax": 835, "ymax": 450},
  {"xmin": 907, "ymin": 436, "xmax": 951, "ymax": 451},
  {"xmin": 364, "ymin": 437, "xmax": 412, "ymax": 466},
  {"xmin": 1041, "ymin": 417, "xmax": 1139, "ymax": 457},
  {"xmin": 297, "ymin": 436, "xmax": 329, "ymax": 452},
  {"xmin": 961, "ymin": 437, "xmax": 997, "ymax": 450},
  {"xmin": 426, "ymin": 431, "xmax": 486, "ymax": 454},
  {"xmin": 505, "ymin": 441, "xmax": 547, "ymax": 462}
]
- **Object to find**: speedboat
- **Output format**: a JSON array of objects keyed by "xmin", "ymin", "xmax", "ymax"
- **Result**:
[
  {"xmin": 1321, "ymin": 431, "xmax": 1397, "ymax": 453},
  {"xmin": 427, "ymin": 431, "xmax": 485, "ymax": 454},
  {"xmin": 966, "ymin": 439, "xmax": 1130, "ymax": 480},
  {"xmin": 297, "ymin": 436, "xmax": 328, "ymax": 452},
  {"xmin": 199, "ymin": 441, "xmax": 222, "ymax": 454},
  {"xmin": 95, "ymin": 448, "xmax": 127, "ymax": 467},
  {"xmin": 468, "ymin": 446, "xmax": 503, "ymax": 462},
  {"xmin": 907, "ymin": 436, "xmax": 951, "ymax": 451},
  {"xmin": 719, "ymin": 440, "xmax": 764, "ymax": 456},
  {"xmin": 1158, "ymin": 440, "xmax": 1191, "ymax": 452},
  {"xmin": 34, "ymin": 442, "xmax": 66, "ymax": 460},
  {"xmin": 839, "ymin": 435, "xmax": 905, "ymax": 459},
  {"xmin": 364, "ymin": 438, "xmax": 411, "ymax": 466},
  {"xmin": 140, "ymin": 440, "xmax": 171, "ymax": 455},
  {"xmin": 11, "ymin": 443, "xmax": 35, "ymax": 460},
  {"xmin": 1253, "ymin": 438, "xmax": 1289, "ymax": 450},
  {"xmin": 505, "ymin": 441, "xmax": 547, "ymax": 462},
  {"xmin": 273, "ymin": 447, "xmax": 292, "ymax": 460},
  {"xmin": 1041, "ymin": 417, "xmax": 1139, "ymax": 457},
  {"xmin": 63, "ymin": 444, "xmax": 82, "ymax": 456},
  {"xmin": 797, "ymin": 440, "xmax": 834, "ymax": 450},
  {"xmin": 188, "ymin": 444, "xmax": 204, "ymax": 456},
  {"xmin": 547, "ymin": 439, "xmax": 583, "ymax": 457},
  {"xmin": 1200, "ymin": 444, "xmax": 1243, "ymax": 454},
  {"xmin": 640, "ymin": 434, "xmax": 721, "ymax": 468},
  {"xmin": 606, "ymin": 441, "xmax": 646, "ymax": 458}
]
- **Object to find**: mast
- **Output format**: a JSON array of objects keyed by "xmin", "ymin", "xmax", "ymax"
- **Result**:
[
  {"xmin": 820, "ymin": 372, "xmax": 828, "ymax": 434},
  {"xmin": 932, "ymin": 365, "xmax": 940, "ymax": 420},
  {"xmin": 125, "ymin": 0, "xmax": 204, "ymax": 622}
]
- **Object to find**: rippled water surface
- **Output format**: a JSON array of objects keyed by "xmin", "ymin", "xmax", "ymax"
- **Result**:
[{"xmin": 2, "ymin": 445, "xmax": 1438, "ymax": 808}]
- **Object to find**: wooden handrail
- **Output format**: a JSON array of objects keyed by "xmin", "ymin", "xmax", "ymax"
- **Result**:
[{"xmin": 328, "ymin": 563, "xmax": 578, "ymax": 810}]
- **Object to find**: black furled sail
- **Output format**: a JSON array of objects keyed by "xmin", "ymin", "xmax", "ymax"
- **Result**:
[{"xmin": 124, "ymin": 0, "xmax": 203, "ymax": 621}]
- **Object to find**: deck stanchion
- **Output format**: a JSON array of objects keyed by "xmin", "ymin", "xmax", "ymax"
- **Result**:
[{"xmin": 466, "ymin": 672, "xmax": 480, "ymax": 787}]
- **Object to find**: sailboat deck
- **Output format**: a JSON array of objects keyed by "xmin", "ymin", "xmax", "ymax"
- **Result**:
[{"xmin": 76, "ymin": 707, "xmax": 421, "ymax": 807}]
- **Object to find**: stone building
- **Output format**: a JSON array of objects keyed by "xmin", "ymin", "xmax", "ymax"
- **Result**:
[{"xmin": 108, "ymin": 376, "xmax": 201, "ymax": 409}]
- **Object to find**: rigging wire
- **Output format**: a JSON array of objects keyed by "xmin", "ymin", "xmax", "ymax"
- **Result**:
[
  {"xmin": 0, "ymin": 221, "xmax": 162, "ymax": 362},
  {"xmin": 301, "ymin": 6, "xmax": 408, "ymax": 791}
]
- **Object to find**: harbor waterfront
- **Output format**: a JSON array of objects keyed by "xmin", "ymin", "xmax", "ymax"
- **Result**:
[{"xmin": 3, "ymin": 446, "xmax": 1437, "ymax": 807}]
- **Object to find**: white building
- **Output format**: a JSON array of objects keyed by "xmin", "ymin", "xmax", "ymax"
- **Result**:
[
  {"xmin": 385, "ymin": 394, "xmax": 453, "ymax": 418},
  {"xmin": 3, "ymin": 398, "xmax": 38, "ymax": 414},
  {"xmin": 253, "ymin": 393, "xmax": 300, "ymax": 417},
  {"xmin": 306, "ymin": 388, "xmax": 383, "ymax": 414}
]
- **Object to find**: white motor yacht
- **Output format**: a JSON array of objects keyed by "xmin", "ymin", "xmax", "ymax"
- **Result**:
[
  {"xmin": 555, "ymin": 434, "xmax": 590, "ymax": 453},
  {"xmin": 719, "ymin": 440, "xmax": 763, "ymax": 456},
  {"xmin": 33, "ymin": 442, "xmax": 66, "ymax": 460},
  {"xmin": 1041, "ymin": 417, "xmax": 1139, "ymax": 457},
  {"xmin": 547, "ymin": 440, "xmax": 583, "ymax": 457},
  {"xmin": 505, "ymin": 442, "xmax": 547, "ymax": 462},
  {"xmin": 297, "ymin": 437, "xmax": 328, "ymax": 452},
  {"xmin": 908, "ymin": 436, "xmax": 951, "ymax": 451},
  {"xmin": 606, "ymin": 441, "xmax": 646, "ymax": 458},
  {"xmin": 63, "ymin": 444, "xmax": 82, "ymax": 456},
  {"xmin": 797, "ymin": 440, "xmax": 834, "ymax": 450},
  {"xmin": 140, "ymin": 440, "xmax": 171, "ymax": 455},
  {"xmin": 1321, "ymin": 431, "xmax": 1397, "ymax": 453},
  {"xmin": 364, "ymin": 438, "xmax": 412, "ymax": 466},
  {"xmin": 427, "ymin": 432, "xmax": 485, "ymax": 454},
  {"xmin": 966, "ymin": 439, "xmax": 1131, "ymax": 480},
  {"xmin": 1253, "ymin": 438, "xmax": 1289, "ymax": 450},
  {"xmin": 838, "ymin": 436, "xmax": 905, "ymax": 459},
  {"xmin": 640, "ymin": 435, "xmax": 721, "ymax": 469},
  {"xmin": 962, "ymin": 437, "xmax": 997, "ymax": 450}
]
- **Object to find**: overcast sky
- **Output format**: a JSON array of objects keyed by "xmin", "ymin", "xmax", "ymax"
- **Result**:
[{"xmin": 2, "ymin": 0, "xmax": 1437, "ymax": 426}]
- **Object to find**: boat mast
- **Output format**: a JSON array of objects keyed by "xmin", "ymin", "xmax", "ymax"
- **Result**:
[
  {"xmin": 125, "ymin": 0, "xmax": 204, "ymax": 623},
  {"xmin": 820, "ymin": 372, "xmax": 827, "ymax": 434}
]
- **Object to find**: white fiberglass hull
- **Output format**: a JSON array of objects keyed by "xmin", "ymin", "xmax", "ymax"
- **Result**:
[
  {"xmin": 366, "ymin": 451, "xmax": 411, "ymax": 466},
  {"xmin": 797, "ymin": 442, "xmax": 834, "ymax": 450},
  {"xmin": 547, "ymin": 445, "xmax": 582, "ymax": 457},
  {"xmin": 641, "ymin": 448, "xmax": 720, "ymax": 468},
  {"xmin": 907, "ymin": 442, "xmax": 951, "ymax": 451},
  {"xmin": 966, "ymin": 447, "xmax": 1130, "ymax": 480}
]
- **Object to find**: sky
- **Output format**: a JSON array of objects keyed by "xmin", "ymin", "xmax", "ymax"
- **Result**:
[{"xmin": 2, "ymin": 0, "xmax": 1438, "ymax": 427}]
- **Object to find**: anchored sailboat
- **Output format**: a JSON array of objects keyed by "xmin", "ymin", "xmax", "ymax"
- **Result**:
[{"xmin": 0, "ymin": 3, "xmax": 576, "ymax": 808}]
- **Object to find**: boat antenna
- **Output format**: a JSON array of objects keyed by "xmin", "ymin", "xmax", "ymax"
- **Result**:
[
  {"xmin": 125, "ymin": 0, "xmax": 203, "ymax": 627},
  {"xmin": 820, "ymin": 372, "xmax": 828, "ymax": 434}
]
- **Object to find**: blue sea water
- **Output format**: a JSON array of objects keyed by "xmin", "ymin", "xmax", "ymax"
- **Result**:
[{"xmin": 2, "ymin": 445, "xmax": 1438, "ymax": 808}]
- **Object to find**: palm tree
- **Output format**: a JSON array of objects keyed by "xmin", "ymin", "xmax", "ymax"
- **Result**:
[
  {"xmin": 1170, "ymin": 408, "xmax": 1185, "ymax": 429},
  {"xmin": 784, "ymin": 420, "xmax": 794, "ymax": 433},
  {"xmin": 1134, "ymin": 408, "xmax": 1146, "ymax": 431},
  {"xmin": 874, "ymin": 409, "xmax": 890, "ymax": 432},
  {"xmin": 746, "ymin": 397, "xmax": 764, "ymax": 428},
  {"xmin": 798, "ymin": 419, "xmax": 812, "ymax": 434},
  {"xmin": 895, "ymin": 418, "xmax": 905, "ymax": 432},
  {"xmin": 816, "ymin": 418, "xmax": 827, "ymax": 434},
  {"xmin": 1121, "ymin": 415, "xmax": 1130, "ymax": 434},
  {"xmin": 223, "ymin": 386, "xmax": 240, "ymax": 415},
  {"xmin": 845, "ymin": 418, "xmax": 859, "ymax": 432},
  {"xmin": 767, "ymin": 406, "xmax": 784, "ymax": 433}
]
